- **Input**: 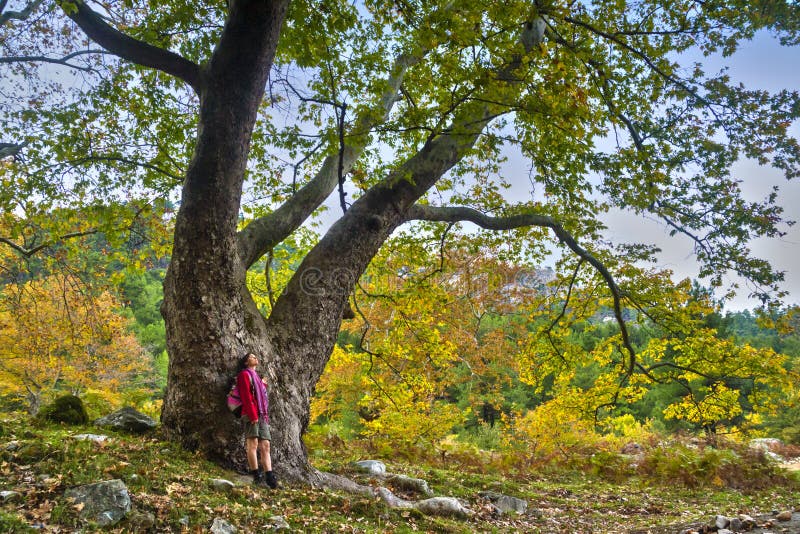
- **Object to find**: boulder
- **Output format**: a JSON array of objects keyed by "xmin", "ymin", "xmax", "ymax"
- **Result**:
[
  {"xmin": 479, "ymin": 491, "xmax": 528, "ymax": 515},
  {"xmin": 126, "ymin": 510, "xmax": 156, "ymax": 531},
  {"xmin": 209, "ymin": 479, "xmax": 236, "ymax": 492},
  {"xmin": 64, "ymin": 479, "xmax": 131, "ymax": 526},
  {"xmin": 715, "ymin": 515, "xmax": 730, "ymax": 529},
  {"xmin": 353, "ymin": 460, "xmax": 386, "ymax": 476},
  {"xmin": 210, "ymin": 517, "xmax": 237, "ymax": 534},
  {"xmin": 749, "ymin": 437, "xmax": 783, "ymax": 451},
  {"xmin": 15, "ymin": 442, "xmax": 50, "ymax": 463},
  {"xmin": 776, "ymin": 510, "xmax": 793, "ymax": 521},
  {"xmin": 738, "ymin": 514, "xmax": 756, "ymax": 530},
  {"xmin": 94, "ymin": 407, "xmax": 157, "ymax": 434},
  {"xmin": 269, "ymin": 516, "xmax": 291, "ymax": 530}
]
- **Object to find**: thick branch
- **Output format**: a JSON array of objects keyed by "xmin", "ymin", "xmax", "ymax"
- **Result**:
[
  {"xmin": 0, "ymin": 141, "xmax": 27, "ymax": 159},
  {"xmin": 236, "ymin": 50, "xmax": 426, "ymax": 268},
  {"xmin": 0, "ymin": 0, "xmax": 43, "ymax": 25},
  {"xmin": 61, "ymin": 0, "xmax": 201, "ymax": 92},
  {"xmin": 404, "ymin": 204, "xmax": 638, "ymax": 372}
]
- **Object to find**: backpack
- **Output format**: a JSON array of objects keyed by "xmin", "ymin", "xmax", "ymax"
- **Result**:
[
  {"xmin": 226, "ymin": 373, "xmax": 257, "ymax": 417},
  {"xmin": 226, "ymin": 381, "xmax": 243, "ymax": 417}
]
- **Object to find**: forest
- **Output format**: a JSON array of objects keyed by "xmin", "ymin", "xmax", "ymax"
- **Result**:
[{"xmin": 2, "ymin": 229, "xmax": 799, "ymax": 457}]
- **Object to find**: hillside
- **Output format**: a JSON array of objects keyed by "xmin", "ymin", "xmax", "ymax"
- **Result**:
[{"xmin": 1, "ymin": 415, "xmax": 799, "ymax": 533}]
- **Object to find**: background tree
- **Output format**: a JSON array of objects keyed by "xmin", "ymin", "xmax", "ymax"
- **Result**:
[
  {"xmin": 0, "ymin": 271, "xmax": 154, "ymax": 414},
  {"xmin": 1, "ymin": 0, "xmax": 798, "ymax": 486}
]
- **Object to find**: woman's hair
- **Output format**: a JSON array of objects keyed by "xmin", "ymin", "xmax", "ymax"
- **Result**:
[{"xmin": 238, "ymin": 353, "xmax": 255, "ymax": 371}]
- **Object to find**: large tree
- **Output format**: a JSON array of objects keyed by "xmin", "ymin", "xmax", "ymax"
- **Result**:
[{"xmin": 1, "ymin": 0, "xmax": 799, "ymax": 484}]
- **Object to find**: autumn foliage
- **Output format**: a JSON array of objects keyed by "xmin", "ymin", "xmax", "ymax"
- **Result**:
[
  {"xmin": 0, "ymin": 272, "xmax": 154, "ymax": 416},
  {"xmin": 307, "ymin": 234, "xmax": 799, "ymax": 463}
]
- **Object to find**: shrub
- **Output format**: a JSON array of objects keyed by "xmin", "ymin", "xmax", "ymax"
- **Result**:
[
  {"xmin": 37, "ymin": 395, "xmax": 88, "ymax": 425},
  {"xmin": 589, "ymin": 451, "xmax": 635, "ymax": 482}
]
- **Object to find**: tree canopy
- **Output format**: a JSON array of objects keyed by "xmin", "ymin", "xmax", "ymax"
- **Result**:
[{"xmin": 1, "ymin": 0, "xmax": 799, "ymax": 481}]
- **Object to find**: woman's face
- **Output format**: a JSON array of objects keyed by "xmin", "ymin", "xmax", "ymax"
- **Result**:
[{"xmin": 246, "ymin": 354, "xmax": 258, "ymax": 367}]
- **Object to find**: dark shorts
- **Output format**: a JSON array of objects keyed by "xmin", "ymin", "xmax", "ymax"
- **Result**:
[{"xmin": 244, "ymin": 416, "xmax": 271, "ymax": 441}]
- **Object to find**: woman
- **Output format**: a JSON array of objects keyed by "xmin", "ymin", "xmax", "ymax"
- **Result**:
[{"xmin": 237, "ymin": 352, "xmax": 278, "ymax": 488}]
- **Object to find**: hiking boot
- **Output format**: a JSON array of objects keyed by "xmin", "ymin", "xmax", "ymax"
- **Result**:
[
  {"xmin": 264, "ymin": 471, "xmax": 279, "ymax": 489},
  {"xmin": 251, "ymin": 469, "xmax": 267, "ymax": 487}
]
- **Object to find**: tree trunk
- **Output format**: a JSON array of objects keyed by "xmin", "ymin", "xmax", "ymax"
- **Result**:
[
  {"xmin": 159, "ymin": 0, "xmax": 490, "ymax": 484},
  {"xmin": 159, "ymin": 0, "xmax": 289, "ymax": 469},
  {"xmin": 263, "ymin": 113, "xmax": 492, "ymax": 482},
  {"xmin": 27, "ymin": 390, "xmax": 41, "ymax": 416}
]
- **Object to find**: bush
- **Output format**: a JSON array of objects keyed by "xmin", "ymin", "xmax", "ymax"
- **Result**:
[
  {"xmin": 37, "ymin": 395, "xmax": 88, "ymax": 425},
  {"xmin": 589, "ymin": 451, "xmax": 635, "ymax": 482},
  {"xmin": 0, "ymin": 509, "xmax": 35, "ymax": 533}
]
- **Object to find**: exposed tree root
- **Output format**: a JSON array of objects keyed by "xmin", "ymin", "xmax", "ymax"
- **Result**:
[{"xmin": 313, "ymin": 469, "xmax": 471, "ymax": 519}]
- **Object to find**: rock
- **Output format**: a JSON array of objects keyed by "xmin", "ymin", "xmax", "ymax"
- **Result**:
[
  {"xmin": 73, "ymin": 434, "xmax": 109, "ymax": 443},
  {"xmin": 15, "ymin": 442, "xmax": 50, "ymax": 463},
  {"xmin": 5, "ymin": 441, "xmax": 20, "ymax": 451},
  {"xmin": 179, "ymin": 516, "xmax": 190, "ymax": 527},
  {"xmin": 729, "ymin": 517, "xmax": 742, "ymax": 531},
  {"xmin": 0, "ymin": 490, "xmax": 22, "ymax": 503},
  {"xmin": 478, "ymin": 491, "xmax": 528, "ymax": 515},
  {"xmin": 776, "ymin": 510, "xmax": 793, "ymax": 521},
  {"xmin": 749, "ymin": 438, "xmax": 783, "ymax": 451},
  {"xmin": 64, "ymin": 479, "xmax": 131, "ymax": 527},
  {"xmin": 127, "ymin": 510, "xmax": 155, "ymax": 530},
  {"xmin": 353, "ymin": 460, "xmax": 386, "ymax": 476},
  {"xmin": 715, "ymin": 515, "xmax": 731, "ymax": 529},
  {"xmin": 717, "ymin": 529, "xmax": 733, "ymax": 534},
  {"xmin": 738, "ymin": 514, "xmax": 756, "ymax": 529},
  {"xmin": 209, "ymin": 479, "xmax": 236, "ymax": 492},
  {"xmin": 386, "ymin": 473, "xmax": 434, "ymax": 496},
  {"xmin": 94, "ymin": 407, "xmax": 157, "ymax": 434},
  {"xmin": 415, "ymin": 497, "xmax": 471, "ymax": 519},
  {"xmin": 269, "ymin": 516, "xmax": 291, "ymax": 530},
  {"xmin": 621, "ymin": 442, "xmax": 643, "ymax": 455},
  {"xmin": 210, "ymin": 517, "xmax": 237, "ymax": 533}
]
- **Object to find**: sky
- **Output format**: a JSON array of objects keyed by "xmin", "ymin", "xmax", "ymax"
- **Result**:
[{"xmin": 603, "ymin": 32, "xmax": 800, "ymax": 311}]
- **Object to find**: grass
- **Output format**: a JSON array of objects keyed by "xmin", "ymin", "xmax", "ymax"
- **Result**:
[{"xmin": 1, "ymin": 414, "xmax": 798, "ymax": 533}]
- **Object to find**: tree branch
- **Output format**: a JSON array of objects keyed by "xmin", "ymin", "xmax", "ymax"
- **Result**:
[
  {"xmin": 0, "ymin": 230, "xmax": 98, "ymax": 258},
  {"xmin": 564, "ymin": 16, "xmax": 709, "ymax": 106},
  {"xmin": 0, "ymin": 49, "xmax": 109, "ymax": 71},
  {"xmin": 60, "ymin": 0, "xmax": 202, "ymax": 92},
  {"xmin": 404, "ymin": 204, "xmax": 639, "ymax": 373},
  {"xmin": 236, "ymin": 49, "xmax": 428, "ymax": 268},
  {"xmin": 0, "ymin": 0, "xmax": 43, "ymax": 25},
  {"xmin": 0, "ymin": 141, "xmax": 27, "ymax": 159}
]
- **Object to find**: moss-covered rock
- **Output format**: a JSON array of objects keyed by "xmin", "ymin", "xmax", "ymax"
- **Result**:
[
  {"xmin": 15, "ymin": 442, "xmax": 50, "ymax": 463},
  {"xmin": 37, "ymin": 395, "xmax": 88, "ymax": 425}
]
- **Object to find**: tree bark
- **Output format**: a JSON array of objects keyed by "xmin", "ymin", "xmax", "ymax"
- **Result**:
[{"xmin": 160, "ymin": 0, "xmax": 289, "ymax": 467}]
